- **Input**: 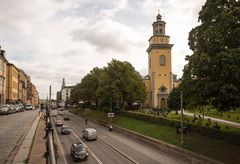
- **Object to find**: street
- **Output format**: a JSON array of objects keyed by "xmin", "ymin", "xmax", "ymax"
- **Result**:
[
  {"xmin": 52, "ymin": 111, "xmax": 188, "ymax": 164},
  {"xmin": 0, "ymin": 110, "xmax": 38, "ymax": 163}
]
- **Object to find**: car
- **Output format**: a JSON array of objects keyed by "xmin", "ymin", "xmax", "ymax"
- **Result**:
[
  {"xmin": 0, "ymin": 105, "xmax": 10, "ymax": 115},
  {"xmin": 63, "ymin": 115, "xmax": 70, "ymax": 120},
  {"xmin": 55, "ymin": 120, "xmax": 63, "ymax": 127},
  {"xmin": 58, "ymin": 108, "xmax": 64, "ymax": 115},
  {"xmin": 61, "ymin": 125, "xmax": 71, "ymax": 135},
  {"xmin": 82, "ymin": 128, "xmax": 97, "ymax": 140},
  {"xmin": 70, "ymin": 142, "xmax": 88, "ymax": 161},
  {"xmin": 25, "ymin": 104, "xmax": 33, "ymax": 110}
]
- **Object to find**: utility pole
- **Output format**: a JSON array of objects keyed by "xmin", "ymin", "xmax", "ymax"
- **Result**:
[{"xmin": 180, "ymin": 91, "xmax": 184, "ymax": 146}]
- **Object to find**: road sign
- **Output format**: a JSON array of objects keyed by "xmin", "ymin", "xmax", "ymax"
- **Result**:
[{"xmin": 108, "ymin": 113, "xmax": 114, "ymax": 117}]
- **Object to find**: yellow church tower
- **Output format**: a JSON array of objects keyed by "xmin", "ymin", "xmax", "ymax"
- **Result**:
[{"xmin": 145, "ymin": 12, "xmax": 173, "ymax": 109}]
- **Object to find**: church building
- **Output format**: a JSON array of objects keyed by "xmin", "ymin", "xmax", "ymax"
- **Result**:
[{"xmin": 144, "ymin": 12, "xmax": 179, "ymax": 109}]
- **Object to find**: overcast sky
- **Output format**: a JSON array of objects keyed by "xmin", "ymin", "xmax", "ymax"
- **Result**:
[{"xmin": 0, "ymin": 0, "xmax": 206, "ymax": 99}]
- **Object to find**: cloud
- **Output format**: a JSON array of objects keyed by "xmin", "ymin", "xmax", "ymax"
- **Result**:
[{"xmin": 0, "ymin": 0, "xmax": 207, "ymax": 99}]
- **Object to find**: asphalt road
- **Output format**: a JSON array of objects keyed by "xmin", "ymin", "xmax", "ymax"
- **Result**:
[
  {"xmin": 0, "ymin": 110, "xmax": 38, "ymax": 163},
  {"xmin": 52, "ymin": 110, "xmax": 188, "ymax": 164}
]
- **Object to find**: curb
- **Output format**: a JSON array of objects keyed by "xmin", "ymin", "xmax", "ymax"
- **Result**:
[
  {"xmin": 12, "ymin": 113, "xmax": 41, "ymax": 164},
  {"xmin": 87, "ymin": 117, "xmax": 223, "ymax": 164}
]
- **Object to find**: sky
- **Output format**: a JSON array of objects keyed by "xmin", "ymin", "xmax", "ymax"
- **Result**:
[{"xmin": 0, "ymin": 0, "xmax": 206, "ymax": 99}]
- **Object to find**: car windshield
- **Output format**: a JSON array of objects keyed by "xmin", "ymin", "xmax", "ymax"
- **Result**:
[{"xmin": 62, "ymin": 126, "xmax": 69, "ymax": 130}]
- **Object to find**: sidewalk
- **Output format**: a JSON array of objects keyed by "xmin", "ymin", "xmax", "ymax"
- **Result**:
[
  {"xmin": 183, "ymin": 111, "xmax": 240, "ymax": 128},
  {"xmin": 28, "ymin": 116, "xmax": 46, "ymax": 164},
  {"xmin": 13, "ymin": 114, "xmax": 40, "ymax": 164}
]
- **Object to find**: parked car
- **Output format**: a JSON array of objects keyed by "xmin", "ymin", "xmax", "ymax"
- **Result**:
[
  {"xmin": 0, "ymin": 105, "xmax": 10, "ymax": 115},
  {"xmin": 25, "ymin": 104, "xmax": 33, "ymax": 110},
  {"xmin": 82, "ymin": 128, "xmax": 97, "ymax": 140},
  {"xmin": 55, "ymin": 120, "xmax": 63, "ymax": 127},
  {"xmin": 15, "ymin": 104, "xmax": 24, "ymax": 112},
  {"xmin": 70, "ymin": 142, "xmax": 88, "ymax": 161},
  {"xmin": 9, "ymin": 104, "xmax": 17, "ymax": 113},
  {"xmin": 61, "ymin": 125, "xmax": 71, "ymax": 135}
]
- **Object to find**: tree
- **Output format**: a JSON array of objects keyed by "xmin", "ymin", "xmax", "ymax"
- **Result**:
[
  {"xmin": 97, "ymin": 59, "xmax": 146, "ymax": 109},
  {"xmin": 167, "ymin": 87, "xmax": 181, "ymax": 115},
  {"xmin": 182, "ymin": 0, "xmax": 240, "ymax": 112}
]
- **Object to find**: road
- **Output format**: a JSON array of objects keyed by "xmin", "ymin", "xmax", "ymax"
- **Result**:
[
  {"xmin": 52, "ymin": 110, "xmax": 188, "ymax": 164},
  {"xmin": 0, "ymin": 110, "xmax": 38, "ymax": 163}
]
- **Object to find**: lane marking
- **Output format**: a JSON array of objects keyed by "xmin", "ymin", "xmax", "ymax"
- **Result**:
[
  {"xmin": 98, "ymin": 137, "xmax": 139, "ymax": 164},
  {"xmin": 66, "ymin": 116, "xmax": 139, "ymax": 164},
  {"xmin": 70, "ymin": 128, "xmax": 103, "ymax": 164},
  {"xmin": 51, "ymin": 118, "xmax": 68, "ymax": 164},
  {"xmin": 58, "ymin": 117, "xmax": 103, "ymax": 164}
]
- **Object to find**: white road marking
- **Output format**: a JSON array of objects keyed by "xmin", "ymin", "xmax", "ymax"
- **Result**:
[
  {"xmin": 71, "ymin": 129, "xmax": 103, "ymax": 164},
  {"xmin": 98, "ymin": 136, "xmax": 139, "ymax": 164}
]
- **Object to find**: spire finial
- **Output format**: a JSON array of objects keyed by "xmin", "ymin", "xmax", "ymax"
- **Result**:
[{"xmin": 158, "ymin": 8, "xmax": 160, "ymax": 15}]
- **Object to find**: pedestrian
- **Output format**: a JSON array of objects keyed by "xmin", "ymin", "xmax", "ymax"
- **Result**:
[{"xmin": 85, "ymin": 118, "xmax": 88, "ymax": 125}]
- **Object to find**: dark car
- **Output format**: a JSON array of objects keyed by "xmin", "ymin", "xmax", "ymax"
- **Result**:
[
  {"xmin": 71, "ymin": 143, "xmax": 88, "ymax": 161},
  {"xmin": 61, "ymin": 125, "xmax": 71, "ymax": 135}
]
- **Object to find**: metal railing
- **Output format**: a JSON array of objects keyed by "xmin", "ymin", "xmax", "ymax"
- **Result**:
[{"xmin": 45, "ymin": 109, "xmax": 56, "ymax": 164}]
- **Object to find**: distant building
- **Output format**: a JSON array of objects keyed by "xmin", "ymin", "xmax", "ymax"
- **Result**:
[
  {"xmin": 57, "ymin": 78, "xmax": 74, "ymax": 106},
  {"xmin": 0, "ymin": 46, "xmax": 8, "ymax": 104}
]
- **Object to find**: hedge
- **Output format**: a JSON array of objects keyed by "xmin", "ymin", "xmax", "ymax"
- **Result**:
[{"xmin": 115, "ymin": 110, "xmax": 240, "ymax": 146}]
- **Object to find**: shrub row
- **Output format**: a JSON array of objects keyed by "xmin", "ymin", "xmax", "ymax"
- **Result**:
[{"xmin": 115, "ymin": 110, "xmax": 240, "ymax": 146}]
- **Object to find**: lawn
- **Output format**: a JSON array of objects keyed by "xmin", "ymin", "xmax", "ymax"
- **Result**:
[
  {"xmin": 185, "ymin": 108, "xmax": 240, "ymax": 124},
  {"xmin": 70, "ymin": 108, "xmax": 240, "ymax": 164}
]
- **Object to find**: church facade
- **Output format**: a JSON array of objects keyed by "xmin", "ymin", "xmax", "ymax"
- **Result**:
[{"xmin": 144, "ymin": 13, "xmax": 178, "ymax": 109}]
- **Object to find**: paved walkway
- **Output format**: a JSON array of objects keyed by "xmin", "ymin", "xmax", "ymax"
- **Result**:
[
  {"xmin": 183, "ymin": 111, "xmax": 240, "ymax": 128},
  {"xmin": 12, "ymin": 111, "xmax": 40, "ymax": 164},
  {"xmin": 28, "ymin": 114, "xmax": 46, "ymax": 164}
]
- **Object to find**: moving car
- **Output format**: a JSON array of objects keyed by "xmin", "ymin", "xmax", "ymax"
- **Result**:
[
  {"xmin": 55, "ymin": 120, "xmax": 63, "ymax": 127},
  {"xmin": 82, "ymin": 128, "xmax": 97, "ymax": 140},
  {"xmin": 61, "ymin": 125, "xmax": 71, "ymax": 135},
  {"xmin": 63, "ymin": 115, "xmax": 70, "ymax": 120},
  {"xmin": 71, "ymin": 142, "xmax": 88, "ymax": 161},
  {"xmin": 58, "ymin": 108, "xmax": 64, "ymax": 115}
]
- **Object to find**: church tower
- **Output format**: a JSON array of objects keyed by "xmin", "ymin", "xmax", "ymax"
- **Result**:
[{"xmin": 146, "ymin": 12, "xmax": 173, "ymax": 109}]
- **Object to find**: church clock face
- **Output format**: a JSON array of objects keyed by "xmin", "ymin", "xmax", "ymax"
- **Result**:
[{"xmin": 160, "ymin": 86, "xmax": 166, "ymax": 92}]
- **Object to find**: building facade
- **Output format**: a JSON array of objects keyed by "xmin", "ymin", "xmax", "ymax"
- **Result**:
[
  {"xmin": 6, "ymin": 63, "xmax": 19, "ymax": 103},
  {"xmin": 18, "ymin": 69, "xmax": 28, "ymax": 104},
  {"xmin": 57, "ymin": 78, "xmax": 74, "ymax": 106},
  {"xmin": 0, "ymin": 47, "xmax": 8, "ymax": 104},
  {"xmin": 144, "ymin": 13, "xmax": 174, "ymax": 109}
]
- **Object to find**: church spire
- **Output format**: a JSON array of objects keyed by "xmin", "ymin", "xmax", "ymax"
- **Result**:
[{"xmin": 152, "ymin": 10, "xmax": 166, "ymax": 35}]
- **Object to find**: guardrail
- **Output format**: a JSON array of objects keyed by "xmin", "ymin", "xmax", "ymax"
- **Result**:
[{"xmin": 45, "ymin": 109, "xmax": 56, "ymax": 164}]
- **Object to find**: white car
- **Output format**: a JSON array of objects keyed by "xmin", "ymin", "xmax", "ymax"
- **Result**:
[{"xmin": 82, "ymin": 128, "xmax": 97, "ymax": 140}]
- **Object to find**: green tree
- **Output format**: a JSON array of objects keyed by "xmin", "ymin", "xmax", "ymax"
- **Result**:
[
  {"xmin": 182, "ymin": 0, "xmax": 240, "ymax": 112},
  {"xmin": 167, "ymin": 87, "xmax": 181, "ymax": 115},
  {"xmin": 97, "ymin": 59, "xmax": 146, "ymax": 109}
]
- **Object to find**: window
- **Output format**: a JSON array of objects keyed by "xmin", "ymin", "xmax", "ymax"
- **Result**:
[
  {"xmin": 160, "ymin": 29, "xmax": 162, "ymax": 34},
  {"xmin": 149, "ymin": 57, "xmax": 151, "ymax": 67},
  {"xmin": 160, "ymin": 55, "xmax": 166, "ymax": 66}
]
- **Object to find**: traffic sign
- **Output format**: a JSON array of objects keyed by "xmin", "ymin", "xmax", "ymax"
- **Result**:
[{"xmin": 108, "ymin": 113, "xmax": 114, "ymax": 117}]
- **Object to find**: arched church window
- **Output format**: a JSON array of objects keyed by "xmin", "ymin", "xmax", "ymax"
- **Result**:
[{"xmin": 160, "ymin": 55, "xmax": 166, "ymax": 66}]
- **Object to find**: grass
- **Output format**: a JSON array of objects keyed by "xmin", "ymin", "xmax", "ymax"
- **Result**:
[
  {"xmin": 70, "ymin": 108, "xmax": 240, "ymax": 164},
  {"xmin": 186, "ymin": 108, "xmax": 240, "ymax": 124},
  {"xmin": 130, "ymin": 110, "xmax": 240, "ymax": 133}
]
